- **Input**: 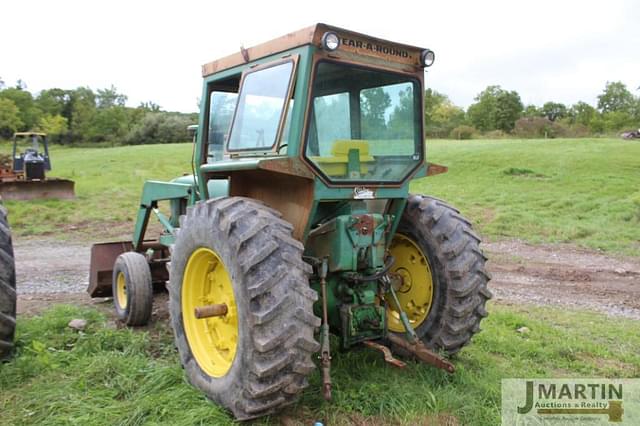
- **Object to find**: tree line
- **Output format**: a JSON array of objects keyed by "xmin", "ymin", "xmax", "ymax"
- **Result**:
[
  {"xmin": 0, "ymin": 80, "xmax": 197, "ymax": 145},
  {"xmin": 1, "ymin": 78, "xmax": 638, "ymax": 144},
  {"xmin": 427, "ymin": 81, "xmax": 640, "ymax": 139}
]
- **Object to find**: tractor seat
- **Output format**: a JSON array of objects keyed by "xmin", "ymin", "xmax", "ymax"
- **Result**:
[{"xmin": 311, "ymin": 139, "xmax": 374, "ymax": 178}]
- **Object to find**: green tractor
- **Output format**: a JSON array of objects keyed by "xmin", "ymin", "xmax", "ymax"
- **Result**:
[{"xmin": 89, "ymin": 24, "xmax": 491, "ymax": 420}]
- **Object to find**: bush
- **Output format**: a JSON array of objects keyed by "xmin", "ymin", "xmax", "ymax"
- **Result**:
[
  {"xmin": 449, "ymin": 125, "xmax": 477, "ymax": 140},
  {"xmin": 564, "ymin": 123, "xmax": 590, "ymax": 138},
  {"xmin": 514, "ymin": 117, "xmax": 569, "ymax": 138},
  {"xmin": 123, "ymin": 112, "xmax": 193, "ymax": 145},
  {"xmin": 483, "ymin": 129, "xmax": 507, "ymax": 139}
]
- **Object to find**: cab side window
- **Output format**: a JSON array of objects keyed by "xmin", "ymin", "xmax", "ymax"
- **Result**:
[{"xmin": 207, "ymin": 91, "xmax": 238, "ymax": 162}]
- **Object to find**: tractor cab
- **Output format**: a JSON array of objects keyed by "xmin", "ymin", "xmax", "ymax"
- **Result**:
[
  {"xmin": 192, "ymin": 24, "xmax": 440, "ymax": 242},
  {"xmin": 12, "ymin": 132, "xmax": 51, "ymax": 180}
]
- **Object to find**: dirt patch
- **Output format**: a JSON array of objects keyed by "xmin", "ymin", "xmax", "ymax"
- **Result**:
[
  {"xmin": 12, "ymin": 236, "xmax": 640, "ymax": 320},
  {"xmin": 485, "ymin": 239, "xmax": 640, "ymax": 319}
]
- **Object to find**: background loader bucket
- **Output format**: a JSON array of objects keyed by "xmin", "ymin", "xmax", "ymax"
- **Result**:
[
  {"xmin": 0, "ymin": 178, "xmax": 75, "ymax": 200},
  {"xmin": 88, "ymin": 241, "xmax": 169, "ymax": 298},
  {"xmin": 88, "ymin": 241, "xmax": 134, "ymax": 298}
]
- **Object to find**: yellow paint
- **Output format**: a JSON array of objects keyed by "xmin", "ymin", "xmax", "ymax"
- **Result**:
[
  {"xmin": 116, "ymin": 271, "xmax": 127, "ymax": 310},
  {"xmin": 387, "ymin": 234, "xmax": 434, "ymax": 332},
  {"xmin": 311, "ymin": 139, "xmax": 374, "ymax": 176},
  {"xmin": 181, "ymin": 248, "xmax": 238, "ymax": 377}
]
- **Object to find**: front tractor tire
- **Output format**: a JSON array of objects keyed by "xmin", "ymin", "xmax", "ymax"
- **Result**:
[
  {"xmin": 112, "ymin": 252, "xmax": 153, "ymax": 326},
  {"xmin": 0, "ymin": 205, "xmax": 16, "ymax": 360},
  {"xmin": 387, "ymin": 195, "xmax": 492, "ymax": 355},
  {"xmin": 169, "ymin": 197, "xmax": 320, "ymax": 421}
]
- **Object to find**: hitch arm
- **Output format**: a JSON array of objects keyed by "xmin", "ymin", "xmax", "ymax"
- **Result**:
[{"xmin": 384, "ymin": 275, "xmax": 455, "ymax": 374}]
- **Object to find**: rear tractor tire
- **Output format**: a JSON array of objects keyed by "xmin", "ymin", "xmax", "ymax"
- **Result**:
[
  {"xmin": 169, "ymin": 197, "xmax": 320, "ymax": 421},
  {"xmin": 1, "ymin": 205, "xmax": 16, "ymax": 361},
  {"xmin": 387, "ymin": 195, "xmax": 492, "ymax": 355},
  {"xmin": 112, "ymin": 252, "xmax": 153, "ymax": 326}
]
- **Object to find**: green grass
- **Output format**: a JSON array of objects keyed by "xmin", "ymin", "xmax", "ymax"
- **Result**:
[
  {"xmin": 413, "ymin": 138, "xmax": 640, "ymax": 255},
  {"xmin": 1, "ymin": 143, "xmax": 194, "ymax": 239},
  {"xmin": 1, "ymin": 304, "xmax": 638, "ymax": 425},
  {"xmin": 2, "ymin": 138, "xmax": 640, "ymax": 254}
]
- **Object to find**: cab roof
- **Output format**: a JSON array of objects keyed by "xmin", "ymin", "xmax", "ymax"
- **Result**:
[{"xmin": 202, "ymin": 23, "xmax": 426, "ymax": 77}]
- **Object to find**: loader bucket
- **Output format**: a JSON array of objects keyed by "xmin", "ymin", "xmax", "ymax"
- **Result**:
[
  {"xmin": 0, "ymin": 178, "xmax": 75, "ymax": 200},
  {"xmin": 88, "ymin": 241, "xmax": 170, "ymax": 298}
]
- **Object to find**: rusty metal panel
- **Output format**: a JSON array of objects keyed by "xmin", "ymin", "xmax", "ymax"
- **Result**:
[
  {"xmin": 0, "ymin": 178, "xmax": 75, "ymax": 200},
  {"xmin": 313, "ymin": 24, "xmax": 424, "ymax": 68},
  {"xmin": 201, "ymin": 23, "xmax": 426, "ymax": 77},
  {"xmin": 88, "ymin": 241, "xmax": 133, "ymax": 298},
  {"xmin": 426, "ymin": 163, "xmax": 449, "ymax": 177},
  {"xmin": 258, "ymin": 157, "xmax": 315, "ymax": 179},
  {"xmin": 202, "ymin": 25, "xmax": 316, "ymax": 76}
]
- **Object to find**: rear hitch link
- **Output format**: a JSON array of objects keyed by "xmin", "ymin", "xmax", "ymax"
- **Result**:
[
  {"xmin": 318, "ymin": 257, "xmax": 332, "ymax": 401},
  {"xmin": 381, "ymin": 273, "xmax": 455, "ymax": 374}
]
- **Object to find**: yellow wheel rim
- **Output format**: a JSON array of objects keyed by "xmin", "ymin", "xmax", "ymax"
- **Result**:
[
  {"xmin": 181, "ymin": 248, "xmax": 238, "ymax": 377},
  {"xmin": 386, "ymin": 234, "xmax": 434, "ymax": 333},
  {"xmin": 116, "ymin": 271, "xmax": 127, "ymax": 310}
]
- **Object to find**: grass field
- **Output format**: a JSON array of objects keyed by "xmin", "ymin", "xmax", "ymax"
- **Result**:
[
  {"xmin": 2, "ymin": 138, "xmax": 639, "ymax": 425},
  {"xmin": 2, "ymin": 138, "xmax": 639, "ymax": 254},
  {"xmin": 1, "ymin": 303, "xmax": 638, "ymax": 425}
]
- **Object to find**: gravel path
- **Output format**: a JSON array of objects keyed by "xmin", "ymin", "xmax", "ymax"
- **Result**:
[
  {"xmin": 13, "ymin": 237, "xmax": 640, "ymax": 320},
  {"xmin": 15, "ymin": 238, "xmax": 89, "ymax": 294}
]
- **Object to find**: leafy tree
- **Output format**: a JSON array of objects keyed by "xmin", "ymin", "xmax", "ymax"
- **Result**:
[
  {"xmin": 0, "ymin": 87, "xmax": 42, "ymax": 131},
  {"xmin": 423, "ymin": 89, "xmax": 465, "ymax": 138},
  {"xmin": 602, "ymin": 111, "xmax": 635, "ymax": 132},
  {"xmin": 90, "ymin": 106, "xmax": 129, "ymax": 142},
  {"xmin": 386, "ymin": 87, "xmax": 420, "ymax": 139},
  {"xmin": 569, "ymin": 102, "xmax": 597, "ymax": 127},
  {"xmin": 424, "ymin": 88, "xmax": 447, "ymax": 127},
  {"xmin": 66, "ymin": 87, "xmax": 96, "ymax": 142},
  {"xmin": 37, "ymin": 114, "xmax": 68, "ymax": 141},
  {"xmin": 495, "ymin": 90, "xmax": 523, "ymax": 132},
  {"xmin": 541, "ymin": 102, "xmax": 567, "ymax": 121},
  {"xmin": 522, "ymin": 104, "xmax": 540, "ymax": 117},
  {"xmin": 468, "ymin": 85, "xmax": 523, "ymax": 132},
  {"xmin": 139, "ymin": 101, "xmax": 161, "ymax": 112},
  {"xmin": 361, "ymin": 87, "xmax": 391, "ymax": 137},
  {"xmin": 96, "ymin": 85, "xmax": 127, "ymax": 109},
  {"xmin": 597, "ymin": 81, "xmax": 635, "ymax": 113},
  {"xmin": 431, "ymin": 101, "xmax": 465, "ymax": 137},
  {"xmin": 36, "ymin": 89, "xmax": 69, "ymax": 116},
  {"xmin": 0, "ymin": 98, "xmax": 23, "ymax": 138}
]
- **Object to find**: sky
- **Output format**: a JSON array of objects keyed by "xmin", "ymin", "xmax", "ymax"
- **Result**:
[{"xmin": 1, "ymin": 0, "xmax": 638, "ymax": 113}]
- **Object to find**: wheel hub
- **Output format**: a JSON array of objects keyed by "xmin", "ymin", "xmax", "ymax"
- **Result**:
[
  {"xmin": 116, "ymin": 271, "xmax": 127, "ymax": 310},
  {"xmin": 386, "ymin": 234, "xmax": 434, "ymax": 333},
  {"xmin": 182, "ymin": 248, "xmax": 238, "ymax": 377}
]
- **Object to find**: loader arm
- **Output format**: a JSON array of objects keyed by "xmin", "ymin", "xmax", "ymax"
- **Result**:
[{"xmin": 132, "ymin": 180, "xmax": 194, "ymax": 251}]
